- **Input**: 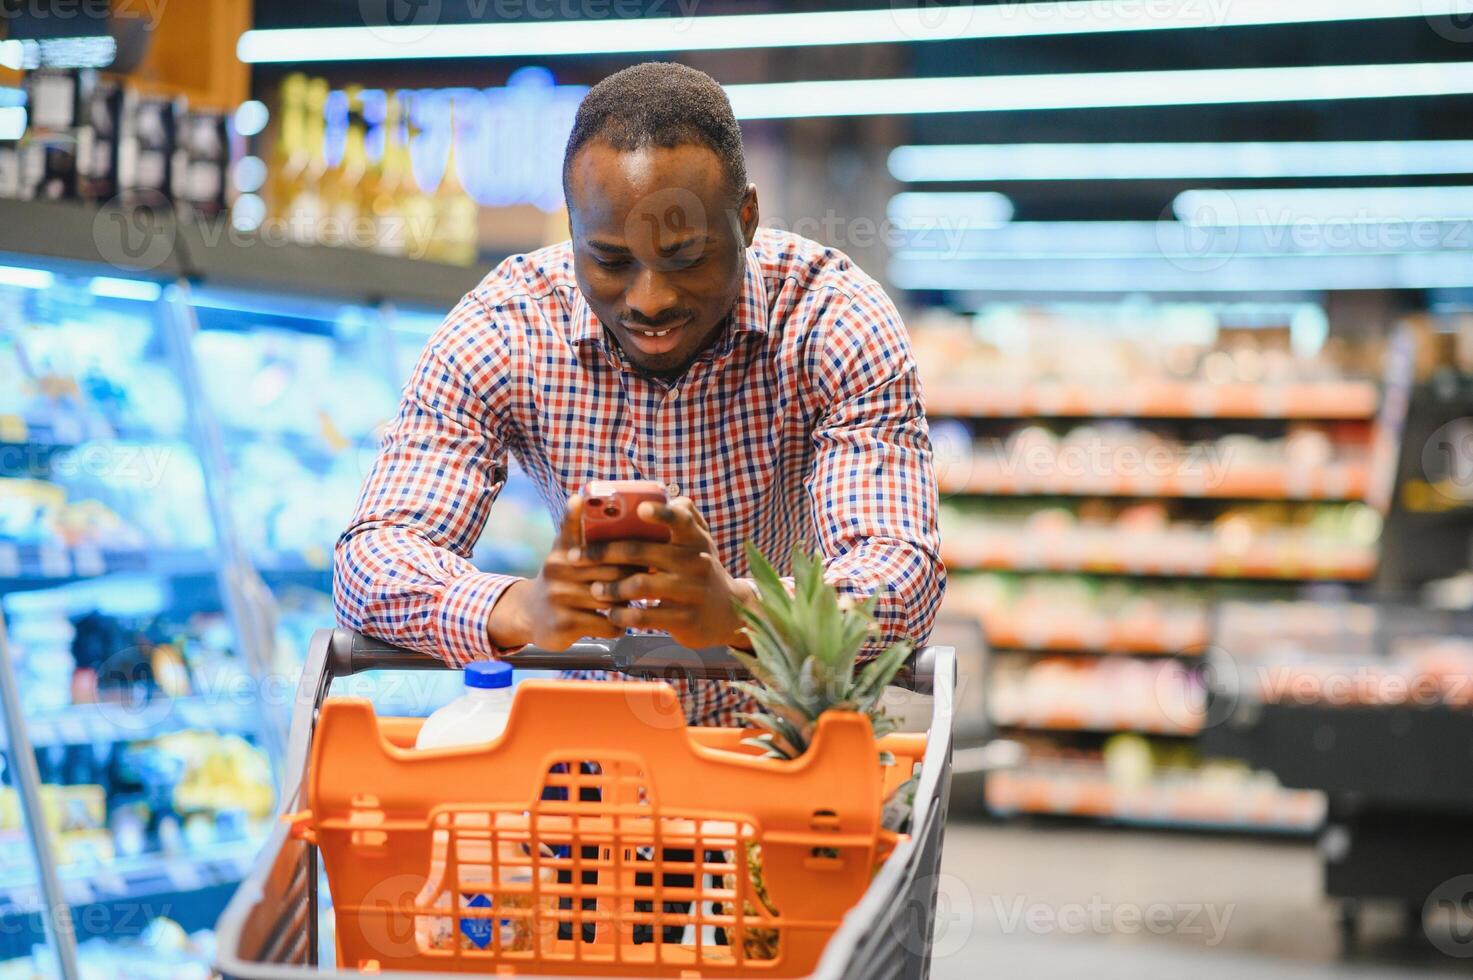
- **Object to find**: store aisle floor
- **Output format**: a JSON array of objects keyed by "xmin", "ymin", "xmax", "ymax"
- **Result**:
[{"xmin": 934, "ymin": 820, "xmax": 1467, "ymax": 979}]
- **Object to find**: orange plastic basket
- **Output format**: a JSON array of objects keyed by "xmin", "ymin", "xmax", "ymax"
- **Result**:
[{"xmin": 293, "ymin": 678, "xmax": 926, "ymax": 977}]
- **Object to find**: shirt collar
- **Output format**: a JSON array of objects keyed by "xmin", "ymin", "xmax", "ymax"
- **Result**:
[{"xmin": 567, "ymin": 245, "xmax": 769, "ymax": 358}]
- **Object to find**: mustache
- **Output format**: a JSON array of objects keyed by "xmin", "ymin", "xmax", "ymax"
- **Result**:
[{"xmin": 620, "ymin": 311, "xmax": 693, "ymax": 329}]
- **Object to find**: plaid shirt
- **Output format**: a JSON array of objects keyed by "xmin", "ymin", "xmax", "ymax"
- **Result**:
[{"xmin": 334, "ymin": 228, "xmax": 945, "ymax": 725}]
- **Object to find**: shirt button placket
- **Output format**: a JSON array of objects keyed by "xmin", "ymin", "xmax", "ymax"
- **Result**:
[{"xmin": 662, "ymin": 384, "xmax": 681, "ymax": 498}]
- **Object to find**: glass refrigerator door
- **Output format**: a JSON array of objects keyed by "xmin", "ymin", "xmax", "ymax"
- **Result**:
[
  {"xmin": 0, "ymin": 256, "xmax": 274, "ymax": 975},
  {"xmin": 183, "ymin": 286, "xmax": 401, "ymax": 678}
]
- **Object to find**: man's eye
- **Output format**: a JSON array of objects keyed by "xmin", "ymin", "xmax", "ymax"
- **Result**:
[
  {"xmin": 592, "ymin": 255, "xmax": 628, "ymax": 270},
  {"xmin": 668, "ymin": 253, "xmax": 704, "ymax": 271}
]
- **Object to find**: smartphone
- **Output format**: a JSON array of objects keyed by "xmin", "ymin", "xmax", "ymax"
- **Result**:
[{"xmin": 580, "ymin": 479, "xmax": 672, "ymax": 544}]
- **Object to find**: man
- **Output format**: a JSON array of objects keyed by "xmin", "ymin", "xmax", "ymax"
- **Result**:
[{"xmin": 334, "ymin": 62, "xmax": 944, "ymax": 725}]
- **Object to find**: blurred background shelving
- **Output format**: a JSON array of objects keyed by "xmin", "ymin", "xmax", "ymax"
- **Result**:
[{"xmin": 915, "ymin": 300, "xmax": 1436, "ymax": 834}]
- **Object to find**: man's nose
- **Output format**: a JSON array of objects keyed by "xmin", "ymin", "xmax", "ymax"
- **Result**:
[{"xmin": 625, "ymin": 267, "xmax": 679, "ymax": 319}]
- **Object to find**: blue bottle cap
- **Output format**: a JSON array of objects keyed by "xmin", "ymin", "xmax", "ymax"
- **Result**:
[{"xmin": 465, "ymin": 660, "xmax": 513, "ymax": 689}]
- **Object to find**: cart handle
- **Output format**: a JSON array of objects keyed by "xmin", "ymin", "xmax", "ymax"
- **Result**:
[{"xmin": 327, "ymin": 628, "xmax": 939, "ymax": 694}]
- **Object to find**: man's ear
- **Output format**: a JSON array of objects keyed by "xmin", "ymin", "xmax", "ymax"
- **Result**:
[{"xmin": 739, "ymin": 184, "xmax": 760, "ymax": 247}]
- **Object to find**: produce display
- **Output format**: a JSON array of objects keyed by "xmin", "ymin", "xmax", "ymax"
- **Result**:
[
  {"xmin": 933, "ymin": 418, "xmax": 1373, "ymax": 498},
  {"xmin": 921, "ymin": 302, "xmax": 1405, "ymax": 832},
  {"xmin": 910, "ymin": 302, "xmax": 1379, "ymax": 395},
  {"xmin": 984, "ymin": 734, "xmax": 1325, "ymax": 831},
  {"xmin": 944, "ymin": 573, "xmax": 1215, "ymax": 653},
  {"xmin": 1215, "ymin": 600, "xmax": 1473, "ymax": 708},
  {"xmin": 988, "ymin": 653, "xmax": 1205, "ymax": 734},
  {"xmin": 941, "ymin": 499, "xmax": 1382, "ymax": 579}
]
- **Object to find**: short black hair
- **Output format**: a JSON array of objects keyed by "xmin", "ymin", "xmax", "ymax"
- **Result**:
[{"xmin": 563, "ymin": 62, "xmax": 747, "ymax": 204}]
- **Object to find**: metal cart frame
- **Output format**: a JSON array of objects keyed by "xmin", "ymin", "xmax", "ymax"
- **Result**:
[{"xmin": 216, "ymin": 628, "xmax": 955, "ymax": 980}]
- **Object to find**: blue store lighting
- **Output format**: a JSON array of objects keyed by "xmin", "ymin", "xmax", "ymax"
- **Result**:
[
  {"xmin": 238, "ymin": 0, "xmax": 1469, "ymax": 63},
  {"xmin": 1175, "ymin": 186, "xmax": 1473, "ymax": 225},
  {"xmin": 888, "ymin": 140, "xmax": 1473, "ymax": 182},
  {"xmin": 723, "ymin": 62, "xmax": 1473, "ymax": 121},
  {"xmin": 89, "ymin": 277, "xmax": 164, "ymax": 302},
  {"xmin": 888, "ymin": 193, "xmax": 1015, "ymax": 227},
  {"xmin": 0, "ymin": 265, "xmax": 55, "ymax": 290}
]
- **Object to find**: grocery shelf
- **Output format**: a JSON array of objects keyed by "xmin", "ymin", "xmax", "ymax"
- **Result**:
[
  {"xmin": 994, "ymin": 717, "xmax": 1202, "ymax": 737},
  {"xmin": 0, "ymin": 544, "xmax": 340, "ymax": 593},
  {"xmin": 927, "ymin": 380, "xmax": 1379, "ymax": 420},
  {"xmin": 0, "ymin": 198, "xmax": 488, "ymax": 309},
  {"xmin": 0, "ymin": 696, "xmax": 259, "ymax": 751},
  {"xmin": 0, "ymin": 837, "xmax": 260, "ymax": 918},
  {"xmin": 939, "ymin": 459, "xmax": 1370, "ymax": 500},
  {"xmin": 981, "ymin": 621, "xmax": 1211, "ymax": 656},
  {"xmin": 985, "ymin": 767, "xmax": 1326, "ymax": 834},
  {"xmin": 0, "ymin": 418, "xmax": 172, "ymax": 447},
  {"xmin": 942, "ymin": 535, "xmax": 1377, "ymax": 581},
  {"xmin": 0, "ymin": 544, "xmax": 217, "ymax": 587}
]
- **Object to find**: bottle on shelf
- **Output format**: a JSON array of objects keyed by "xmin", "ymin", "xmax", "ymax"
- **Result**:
[
  {"xmin": 321, "ymin": 85, "xmax": 367, "ymax": 248},
  {"xmin": 365, "ymin": 91, "xmax": 426, "ymax": 257},
  {"xmin": 284, "ymin": 76, "xmax": 328, "ymax": 245},
  {"xmin": 426, "ymin": 101, "xmax": 480, "ymax": 267},
  {"xmin": 265, "ymin": 73, "xmax": 308, "ymax": 228}
]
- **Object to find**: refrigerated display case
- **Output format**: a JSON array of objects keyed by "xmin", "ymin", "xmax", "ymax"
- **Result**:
[
  {"xmin": 0, "ymin": 197, "xmax": 546, "ymax": 975},
  {"xmin": 0, "ymin": 248, "xmax": 277, "ymax": 976}
]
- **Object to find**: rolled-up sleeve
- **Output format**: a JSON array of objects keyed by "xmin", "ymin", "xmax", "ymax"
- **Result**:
[
  {"xmin": 805, "ymin": 286, "xmax": 946, "ymax": 652},
  {"xmin": 333, "ymin": 296, "xmax": 520, "ymax": 665}
]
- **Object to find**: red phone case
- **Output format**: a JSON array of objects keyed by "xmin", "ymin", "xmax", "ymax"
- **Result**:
[{"xmin": 581, "ymin": 479, "xmax": 671, "ymax": 544}]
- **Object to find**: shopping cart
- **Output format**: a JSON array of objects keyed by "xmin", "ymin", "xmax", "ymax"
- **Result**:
[{"xmin": 216, "ymin": 628, "xmax": 955, "ymax": 980}]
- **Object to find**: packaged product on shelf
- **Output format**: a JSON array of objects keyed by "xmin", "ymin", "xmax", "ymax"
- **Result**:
[
  {"xmin": 76, "ymin": 77, "xmax": 124, "ymax": 202},
  {"xmin": 118, "ymin": 92, "xmax": 180, "ymax": 207},
  {"xmin": 171, "ymin": 109, "xmax": 230, "ymax": 219},
  {"xmin": 19, "ymin": 69, "xmax": 82, "ymax": 201}
]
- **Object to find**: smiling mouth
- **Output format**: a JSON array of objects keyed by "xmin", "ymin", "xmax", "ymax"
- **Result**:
[{"xmin": 623, "ymin": 318, "xmax": 689, "ymax": 340}]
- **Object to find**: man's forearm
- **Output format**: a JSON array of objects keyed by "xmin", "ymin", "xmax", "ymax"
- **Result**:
[
  {"xmin": 823, "ymin": 537, "xmax": 946, "ymax": 651},
  {"xmin": 486, "ymin": 577, "xmax": 534, "ymax": 650},
  {"xmin": 333, "ymin": 522, "xmax": 524, "ymax": 664}
]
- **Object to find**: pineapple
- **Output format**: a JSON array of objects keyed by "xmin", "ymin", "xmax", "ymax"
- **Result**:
[
  {"xmin": 729, "ymin": 544, "xmax": 912, "ymax": 762},
  {"xmin": 719, "ymin": 545, "xmax": 915, "ymax": 959}
]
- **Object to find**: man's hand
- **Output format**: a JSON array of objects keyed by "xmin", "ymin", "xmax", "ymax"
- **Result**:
[
  {"xmin": 572, "ymin": 497, "xmax": 757, "ymax": 649},
  {"xmin": 488, "ymin": 497, "xmax": 626, "ymax": 651}
]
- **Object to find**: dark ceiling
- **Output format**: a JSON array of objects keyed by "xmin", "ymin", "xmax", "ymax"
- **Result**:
[{"xmin": 246, "ymin": 1, "xmax": 1473, "ymax": 220}]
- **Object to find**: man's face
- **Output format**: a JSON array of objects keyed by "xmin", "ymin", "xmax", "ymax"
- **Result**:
[{"xmin": 567, "ymin": 141, "xmax": 758, "ymax": 376}]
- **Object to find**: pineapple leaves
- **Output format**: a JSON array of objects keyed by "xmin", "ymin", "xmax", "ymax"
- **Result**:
[{"xmin": 730, "ymin": 544, "xmax": 913, "ymax": 765}]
